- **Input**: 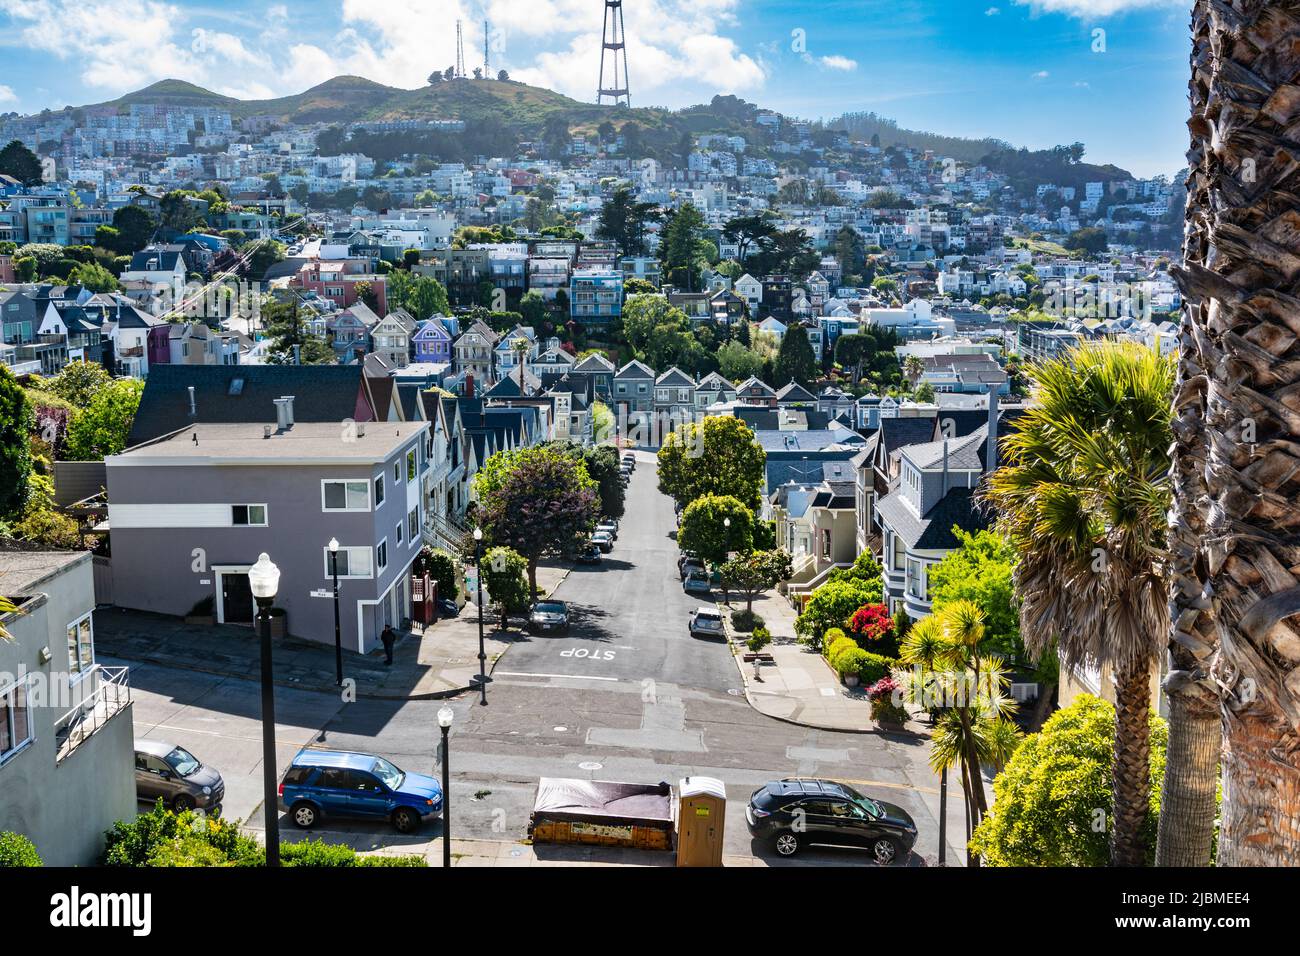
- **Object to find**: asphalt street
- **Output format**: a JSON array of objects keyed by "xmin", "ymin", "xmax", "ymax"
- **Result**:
[{"xmin": 116, "ymin": 450, "xmax": 964, "ymax": 866}]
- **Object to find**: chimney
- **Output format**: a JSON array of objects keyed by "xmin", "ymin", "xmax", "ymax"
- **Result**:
[
  {"xmin": 273, "ymin": 397, "xmax": 293, "ymax": 431},
  {"xmin": 281, "ymin": 395, "xmax": 295, "ymax": 427},
  {"xmin": 465, "ymin": 371, "xmax": 475, "ymax": 398},
  {"xmin": 985, "ymin": 385, "xmax": 1000, "ymax": 473},
  {"xmin": 941, "ymin": 438, "xmax": 950, "ymax": 497},
  {"xmin": 187, "ymin": 385, "xmax": 197, "ymax": 417},
  {"xmin": 357, "ymin": 423, "xmax": 366, "ymax": 439}
]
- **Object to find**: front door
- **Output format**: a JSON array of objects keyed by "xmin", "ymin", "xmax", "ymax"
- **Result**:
[{"xmin": 220, "ymin": 573, "xmax": 254, "ymax": 625}]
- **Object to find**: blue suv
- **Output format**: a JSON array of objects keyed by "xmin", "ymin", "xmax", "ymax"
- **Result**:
[{"xmin": 278, "ymin": 750, "xmax": 444, "ymax": 833}]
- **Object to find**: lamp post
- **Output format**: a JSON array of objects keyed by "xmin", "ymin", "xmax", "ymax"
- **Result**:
[
  {"xmin": 722, "ymin": 516, "xmax": 731, "ymax": 606},
  {"xmin": 248, "ymin": 552, "xmax": 281, "ymax": 867},
  {"xmin": 473, "ymin": 527, "xmax": 488, "ymax": 706},
  {"xmin": 438, "ymin": 705, "xmax": 454, "ymax": 868},
  {"xmin": 328, "ymin": 537, "xmax": 342, "ymax": 687}
]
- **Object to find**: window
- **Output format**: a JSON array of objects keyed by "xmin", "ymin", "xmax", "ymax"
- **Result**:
[
  {"xmin": 892, "ymin": 535, "xmax": 906, "ymax": 571},
  {"xmin": 377, "ymin": 539, "xmax": 388, "ymax": 572},
  {"xmin": 408, "ymin": 506, "xmax": 419, "ymax": 543},
  {"xmin": 0, "ymin": 678, "xmax": 32, "ymax": 763},
  {"xmin": 907, "ymin": 558, "xmax": 925, "ymax": 599},
  {"xmin": 374, "ymin": 475, "xmax": 385, "ymax": 506},
  {"xmin": 67, "ymin": 613, "xmax": 94, "ymax": 677},
  {"xmin": 322, "ymin": 480, "xmax": 370, "ymax": 512},
  {"xmin": 231, "ymin": 504, "xmax": 267, "ymax": 526},
  {"xmin": 406, "ymin": 449, "xmax": 417, "ymax": 482},
  {"xmin": 324, "ymin": 546, "xmax": 373, "ymax": 579},
  {"xmin": 821, "ymin": 529, "xmax": 831, "ymax": 559},
  {"xmin": 396, "ymin": 521, "xmax": 403, "ymax": 545},
  {"xmin": 393, "ymin": 461, "xmax": 401, "ymax": 483}
]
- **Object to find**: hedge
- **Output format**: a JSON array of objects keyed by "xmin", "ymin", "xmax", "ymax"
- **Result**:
[{"xmin": 0, "ymin": 832, "xmax": 41, "ymax": 867}]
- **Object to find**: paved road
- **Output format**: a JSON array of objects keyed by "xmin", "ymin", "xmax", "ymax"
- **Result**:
[{"xmin": 116, "ymin": 450, "xmax": 964, "ymax": 865}]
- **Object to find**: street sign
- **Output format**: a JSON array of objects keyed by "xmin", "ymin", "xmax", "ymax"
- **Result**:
[{"xmin": 310, "ymin": 589, "xmax": 331, "ymax": 599}]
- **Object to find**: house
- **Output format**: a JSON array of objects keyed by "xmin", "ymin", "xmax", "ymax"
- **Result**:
[
  {"xmin": 411, "ymin": 316, "xmax": 453, "ymax": 365},
  {"xmin": 694, "ymin": 371, "xmax": 737, "ymax": 411},
  {"xmin": 494, "ymin": 326, "xmax": 540, "ymax": 380},
  {"xmin": 667, "ymin": 291, "xmax": 711, "ymax": 325},
  {"xmin": 163, "ymin": 321, "xmax": 233, "ymax": 366},
  {"xmin": 532, "ymin": 346, "xmax": 577, "ymax": 377},
  {"xmin": 772, "ymin": 460, "xmax": 860, "ymax": 604},
  {"xmin": 570, "ymin": 269, "xmax": 624, "ymax": 327},
  {"xmin": 118, "ymin": 247, "xmax": 187, "ymax": 288},
  {"xmin": 654, "ymin": 366, "xmax": 697, "ymax": 429},
  {"xmin": 328, "ymin": 302, "xmax": 380, "ymax": 364},
  {"xmin": 735, "ymin": 273, "xmax": 763, "ymax": 313},
  {"xmin": 775, "ymin": 382, "xmax": 816, "ymax": 406},
  {"xmin": 0, "ymin": 545, "xmax": 135, "ymax": 865},
  {"xmin": 572, "ymin": 352, "xmax": 616, "ymax": 402},
  {"xmin": 105, "ymin": 413, "xmax": 431, "ymax": 652},
  {"xmin": 453, "ymin": 326, "xmax": 498, "ymax": 386},
  {"xmin": 817, "ymin": 386, "xmax": 854, "ymax": 419},
  {"xmin": 735, "ymin": 376, "xmax": 778, "ymax": 408},
  {"xmin": 709, "ymin": 289, "xmax": 747, "ymax": 325},
  {"xmin": 757, "ymin": 316, "xmax": 787, "ymax": 342},
  {"xmin": 370, "ymin": 311, "xmax": 413, "ymax": 369},
  {"xmin": 105, "ymin": 301, "xmax": 168, "ymax": 378},
  {"xmin": 612, "ymin": 359, "xmax": 656, "ymax": 440}
]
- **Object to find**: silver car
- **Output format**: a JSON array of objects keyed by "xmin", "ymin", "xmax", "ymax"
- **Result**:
[{"xmin": 134, "ymin": 740, "xmax": 225, "ymax": 813}]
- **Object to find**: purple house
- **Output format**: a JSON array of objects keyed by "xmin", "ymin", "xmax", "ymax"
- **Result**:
[{"xmin": 412, "ymin": 316, "xmax": 453, "ymax": 364}]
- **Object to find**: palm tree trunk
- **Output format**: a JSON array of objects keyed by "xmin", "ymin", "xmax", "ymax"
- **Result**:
[
  {"xmin": 1173, "ymin": 0, "xmax": 1300, "ymax": 865},
  {"xmin": 1158, "ymin": 0, "xmax": 1222, "ymax": 868},
  {"xmin": 1110, "ymin": 658, "xmax": 1153, "ymax": 866}
]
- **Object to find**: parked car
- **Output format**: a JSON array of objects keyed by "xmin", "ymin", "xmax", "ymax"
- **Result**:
[
  {"xmin": 621, "ymin": 454, "xmax": 635, "ymax": 470},
  {"xmin": 279, "ymin": 750, "xmax": 443, "ymax": 833},
  {"xmin": 135, "ymin": 740, "xmax": 225, "ymax": 813},
  {"xmin": 576, "ymin": 543, "xmax": 602, "ymax": 564},
  {"xmin": 745, "ymin": 777, "xmax": 917, "ymax": 863},
  {"xmin": 683, "ymin": 571, "xmax": 712, "ymax": 595},
  {"xmin": 688, "ymin": 607, "xmax": 725, "ymax": 639},
  {"xmin": 436, "ymin": 597, "xmax": 459, "ymax": 618},
  {"xmin": 679, "ymin": 556, "xmax": 705, "ymax": 580},
  {"xmin": 592, "ymin": 530, "xmax": 615, "ymax": 553},
  {"xmin": 596, "ymin": 520, "xmax": 619, "ymax": 540},
  {"xmin": 529, "ymin": 600, "xmax": 570, "ymax": 632}
]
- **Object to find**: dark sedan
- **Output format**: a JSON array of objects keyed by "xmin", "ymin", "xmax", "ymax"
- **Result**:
[{"xmin": 746, "ymin": 777, "xmax": 917, "ymax": 864}]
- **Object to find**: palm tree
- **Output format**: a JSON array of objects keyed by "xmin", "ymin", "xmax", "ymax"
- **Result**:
[
  {"xmin": 903, "ymin": 354, "xmax": 925, "ymax": 390},
  {"xmin": 982, "ymin": 342, "xmax": 1174, "ymax": 866},
  {"xmin": 1166, "ymin": 0, "xmax": 1300, "ymax": 866}
]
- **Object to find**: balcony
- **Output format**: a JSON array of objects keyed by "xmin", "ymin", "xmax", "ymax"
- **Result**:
[{"xmin": 53, "ymin": 665, "xmax": 131, "ymax": 764}]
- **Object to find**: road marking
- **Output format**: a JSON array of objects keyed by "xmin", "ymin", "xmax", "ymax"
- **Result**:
[
  {"xmin": 494, "ymin": 671, "xmax": 620, "ymax": 682},
  {"xmin": 834, "ymin": 777, "xmax": 940, "ymax": 797}
]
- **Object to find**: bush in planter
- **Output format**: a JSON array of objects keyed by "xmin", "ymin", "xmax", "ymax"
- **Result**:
[
  {"xmin": 867, "ymin": 676, "xmax": 908, "ymax": 724},
  {"xmin": 747, "ymin": 626, "xmax": 772, "ymax": 655},
  {"xmin": 281, "ymin": 839, "xmax": 425, "ymax": 867},
  {"xmin": 826, "ymin": 635, "xmax": 857, "ymax": 670},
  {"xmin": 0, "ymin": 832, "xmax": 41, "ymax": 867},
  {"xmin": 834, "ymin": 646, "xmax": 870, "ymax": 680},
  {"xmin": 858, "ymin": 652, "xmax": 897, "ymax": 687},
  {"xmin": 730, "ymin": 608, "xmax": 765, "ymax": 632}
]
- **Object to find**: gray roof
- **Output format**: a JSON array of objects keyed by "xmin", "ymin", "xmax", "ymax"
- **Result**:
[
  {"xmin": 112, "ymin": 421, "xmax": 426, "ymax": 462},
  {"xmin": 876, "ymin": 486, "xmax": 989, "ymax": 551}
]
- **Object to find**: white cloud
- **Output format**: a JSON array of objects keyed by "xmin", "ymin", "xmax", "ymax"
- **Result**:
[
  {"xmin": 819, "ymin": 55, "xmax": 858, "ymax": 72},
  {"xmin": 985, "ymin": 6, "xmax": 1000, "ymax": 14},
  {"xmin": 1074, "ymin": 80, "xmax": 1091, "ymax": 88},
  {"xmin": 1013, "ymin": 0, "xmax": 1181, "ymax": 17},
  {"xmin": 0, "ymin": 85, "xmax": 16, "ymax": 104},
  {"xmin": 1032, "ymin": 70, "xmax": 1050, "ymax": 79}
]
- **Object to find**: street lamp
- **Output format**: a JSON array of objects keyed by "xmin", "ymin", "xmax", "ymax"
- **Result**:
[
  {"xmin": 248, "ymin": 552, "xmax": 281, "ymax": 868},
  {"xmin": 328, "ymin": 537, "xmax": 342, "ymax": 687},
  {"xmin": 722, "ymin": 517, "xmax": 732, "ymax": 606},
  {"xmin": 472, "ymin": 527, "xmax": 488, "ymax": 706},
  {"xmin": 438, "ymin": 705, "xmax": 454, "ymax": 868}
]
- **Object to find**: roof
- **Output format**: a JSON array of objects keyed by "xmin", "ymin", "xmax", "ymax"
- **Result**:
[
  {"xmin": 904, "ymin": 430, "xmax": 987, "ymax": 472},
  {"xmin": 0, "ymin": 547, "xmax": 87, "ymax": 598},
  {"xmin": 656, "ymin": 366, "xmax": 694, "ymax": 387},
  {"xmin": 615, "ymin": 359, "xmax": 655, "ymax": 379},
  {"xmin": 776, "ymin": 382, "xmax": 816, "ymax": 403},
  {"xmin": 111, "ymin": 421, "xmax": 426, "ymax": 464},
  {"xmin": 126, "ymin": 364, "xmax": 371, "ymax": 447},
  {"xmin": 875, "ymin": 485, "xmax": 989, "ymax": 551},
  {"xmin": 875, "ymin": 417, "xmax": 940, "ymax": 459}
]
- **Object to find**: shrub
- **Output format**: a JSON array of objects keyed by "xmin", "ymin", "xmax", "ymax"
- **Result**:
[
  {"xmin": 415, "ymin": 547, "xmax": 459, "ymax": 602},
  {"xmin": 858, "ymin": 652, "xmax": 896, "ymax": 686},
  {"xmin": 867, "ymin": 676, "xmax": 909, "ymax": 723},
  {"xmin": 746, "ymin": 627, "xmax": 772, "ymax": 655},
  {"xmin": 848, "ymin": 602, "xmax": 900, "ymax": 657},
  {"xmin": 730, "ymin": 608, "xmax": 765, "ymax": 632},
  {"xmin": 0, "ymin": 832, "xmax": 41, "ymax": 867},
  {"xmin": 103, "ymin": 800, "xmax": 261, "ymax": 867},
  {"xmin": 834, "ymin": 646, "xmax": 870, "ymax": 677},
  {"xmin": 823, "ymin": 627, "xmax": 848, "ymax": 648},
  {"xmin": 282, "ymin": 839, "xmax": 425, "ymax": 867},
  {"xmin": 826, "ymin": 635, "xmax": 857, "ymax": 670}
]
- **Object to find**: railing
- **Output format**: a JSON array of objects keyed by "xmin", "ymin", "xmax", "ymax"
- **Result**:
[{"xmin": 53, "ymin": 665, "xmax": 131, "ymax": 764}]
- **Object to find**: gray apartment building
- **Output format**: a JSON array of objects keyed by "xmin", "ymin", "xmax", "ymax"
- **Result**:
[
  {"xmin": 0, "ymin": 546, "xmax": 135, "ymax": 865},
  {"xmin": 105, "ymin": 406, "xmax": 431, "ymax": 653}
]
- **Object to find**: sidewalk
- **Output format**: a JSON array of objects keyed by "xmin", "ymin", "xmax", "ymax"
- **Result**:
[
  {"xmin": 726, "ymin": 588, "xmax": 923, "ymax": 736},
  {"xmin": 94, "ymin": 563, "xmax": 569, "ymax": 701}
]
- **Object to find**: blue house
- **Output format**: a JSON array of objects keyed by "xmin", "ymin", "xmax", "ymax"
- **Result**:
[
  {"xmin": 570, "ymin": 269, "xmax": 624, "ymax": 327},
  {"xmin": 412, "ymin": 316, "xmax": 454, "ymax": 364}
]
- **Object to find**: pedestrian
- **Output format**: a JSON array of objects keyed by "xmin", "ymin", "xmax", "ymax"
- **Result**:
[{"xmin": 381, "ymin": 624, "xmax": 396, "ymax": 666}]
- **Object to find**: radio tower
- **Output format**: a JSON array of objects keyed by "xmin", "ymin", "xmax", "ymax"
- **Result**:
[
  {"xmin": 484, "ymin": 19, "xmax": 491, "ymax": 75},
  {"xmin": 455, "ymin": 19, "xmax": 466, "ymax": 78},
  {"xmin": 598, "ymin": 1, "xmax": 630, "ymax": 107}
]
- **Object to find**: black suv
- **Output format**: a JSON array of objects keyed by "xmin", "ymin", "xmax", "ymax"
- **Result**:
[{"xmin": 746, "ymin": 777, "xmax": 918, "ymax": 864}]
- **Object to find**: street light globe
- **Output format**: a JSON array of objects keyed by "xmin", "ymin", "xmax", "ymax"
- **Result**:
[
  {"xmin": 437, "ymin": 706, "xmax": 454, "ymax": 729},
  {"xmin": 248, "ymin": 553, "xmax": 280, "ymax": 600},
  {"xmin": 723, "ymin": 517, "xmax": 731, "ymax": 528},
  {"xmin": 328, "ymin": 537, "xmax": 339, "ymax": 553},
  {"xmin": 473, "ymin": 527, "xmax": 483, "ymax": 542}
]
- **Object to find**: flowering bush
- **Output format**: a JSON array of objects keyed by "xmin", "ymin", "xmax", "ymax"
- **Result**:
[
  {"xmin": 849, "ymin": 603, "xmax": 900, "ymax": 657},
  {"xmin": 867, "ymin": 677, "xmax": 908, "ymax": 725}
]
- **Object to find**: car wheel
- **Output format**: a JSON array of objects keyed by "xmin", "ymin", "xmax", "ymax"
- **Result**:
[
  {"xmin": 291, "ymin": 802, "xmax": 318, "ymax": 829},
  {"xmin": 773, "ymin": 832, "xmax": 801, "ymax": 857},
  {"xmin": 871, "ymin": 836, "xmax": 901, "ymax": 865},
  {"xmin": 392, "ymin": 807, "xmax": 420, "ymax": 833},
  {"xmin": 172, "ymin": 793, "xmax": 195, "ymax": 812}
]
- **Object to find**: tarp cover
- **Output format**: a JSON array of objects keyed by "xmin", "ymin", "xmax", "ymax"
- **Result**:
[{"xmin": 532, "ymin": 778, "xmax": 674, "ymax": 825}]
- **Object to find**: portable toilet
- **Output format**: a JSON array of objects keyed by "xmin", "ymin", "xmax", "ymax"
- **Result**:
[{"xmin": 676, "ymin": 776, "xmax": 726, "ymax": 866}]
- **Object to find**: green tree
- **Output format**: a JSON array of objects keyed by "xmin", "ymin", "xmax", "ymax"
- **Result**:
[
  {"xmin": 970, "ymin": 695, "xmax": 1170, "ymax": 867},
  {"xmin": 661, "ymin": 202, "xmax": 706, "ymax": 290},
  {"xmin": 482, "ymin": 546, "xmax": 531, "ymax": 629},
  {"xmin": 473, "ymin": 445, "xmax": 600, "ymax": 597},
  {"xmin": 541, "ymin": 440, "xmax": 625, "ymax": 520},
  {"xmin": 677, "ymin": 494, "xmax": 754, "ymax": 565},
  {"xmin": 69, "ymin": 260, "xmax": 118, "ymax": 292},
  {"xmin": 0, "ymin": 831, "xmax": 42, "ymax": 867},
  {"xmin": 64, "ymin": 378, "xmax": 144, "ymax": 461},
  {"xmin": 109, "ymin": 205, "xmax": 156, "ymax": 254},
  {"xmin": 413, "ymin": 546, "xmax": 458, "ymax": 602},
  {"xmin": 0, "ymin": 140, "xmax": 43, "ymax": 185},
  {"xmin": 982, "ymin": 342, "xmax": 1174, "ymax": 867},
  {"xmin": 0, "ymin": 367, "xmax": 33, "ymax": 519},
  {"xmin": 518, "ymin": 290, "xmax": 546, "ymax": 326},
  {"xmin": 722, "ymin": 214, "xmax": 777, "ymax": 268},
  {"xmin": 261, "ymin": 299, "xmax": 334, "ymax": 365},
  {"xmin": 795, "ymin": 576, "xmax": 883, "ymax": 651},
  {"xmin": 716, "ymin": 341, "xmax": 764, "ymax": 381},
  {"xmin": 46, "ymin": 359, "xmax": 112, "ymax": 407},
  {"xmin": 656, "ymin": 415, "xmax": 766, "ymax": 512},
  {"xmin": 596, "ymin": 185, "xmax": 659, "ymax": 258},
  {"xmin": 773, "ymin": 325, "xmax": 818, "ymax": 388},
  {"xmin": 719, "ymin": 549, "xmax": 793, "ymax": 612}
]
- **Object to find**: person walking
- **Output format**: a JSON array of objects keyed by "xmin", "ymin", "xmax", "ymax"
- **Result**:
[{"xmin": 381, "ymin": 624, "xmax": 396, "ymax": 666}]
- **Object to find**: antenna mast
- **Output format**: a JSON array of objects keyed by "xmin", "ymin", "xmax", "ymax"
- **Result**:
[
  {"xmin": 455, "ymin": 19, "xmax": 466, "ymax": 78},
  {"xmin": 598, "ymin": 1, "xmax": 630, "ymax": 107}
]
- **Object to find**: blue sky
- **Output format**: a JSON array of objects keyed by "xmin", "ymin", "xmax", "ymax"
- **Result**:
[{"xmin": 0, "ymin": 0, "xmax": 1190, "ymax": 177}]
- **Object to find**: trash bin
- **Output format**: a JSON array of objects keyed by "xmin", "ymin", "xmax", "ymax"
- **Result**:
[{"xmin": 676, "ymin": 776, "xmax": 726, "ymax": 867}]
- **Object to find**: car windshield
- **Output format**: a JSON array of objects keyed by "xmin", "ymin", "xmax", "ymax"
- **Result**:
[
  {"xmin": 840, "ymin": 783, "xmax": 883, "ymax": 817},
  {"xmin": 370, "ymin": 757, "xmax": 404, "ymax": 790},
  {"xmin": 164, "ymin": 746, "xmax": 201, "ymax": 777},
  {"xmin": 535, "ymin": 602, "xmax": 565, "ymax": 614}
]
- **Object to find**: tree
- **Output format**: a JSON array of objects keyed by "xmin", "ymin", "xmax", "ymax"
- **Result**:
[
  {"xmin": 982, "ymin": 342, "xmax": 1174, "ymax": 866},
  {"xmin": 110, "ymin": 205, "xmax": 156, "ymax": 254},
  {"xmin": 719, "ymin": 549, "xmax": 793, "ymax": 612},
  {"xmin": 660, "ymin": 202, "xmax": 706, "ymax": 290},
  {"xmin": 677, "ymin": 495, "xmax": 754, "ymax": 565},
  {"xmin": 497, "ymin": 69, "xmax": 510, "ymax": 82},
  {"xmin": 795, "ymin": 576, "xmax": 883, "ymax": 651},
  {"xmin": 716, "ymin": 341, "xmax": 764, "ymax": 381},
  {"xmin": 482, "ymin": 546, "xmax": 530, "ymax": 629},
  {"xmin": 261, "ymin": 299, "xmax": 334, "ymax": 365},
  {"xmin": 656, "ymin": 415, "xmax": 766, "ymax": 512},
  {"xmin": 0, "ymin": 367, "xmax": 32, "ymax": 519},
  {"xmin": 69, "ymin": 261, "xmax": 118, "ymax": 293},
  {"xmin": 970, "ymin": 695, "xmax": 1170, "ymax": 867},
  {"xmin": 723, "ymin": 215, "xmax": 777, "ymax": 268},
  {"xmin": 46, "ymin": 360, "xmax": 112, "ymax": 408},
  {"xmin": 414, "ymin": 546, "xmax": 459, "ymax": 602},
  {"xmin": 913, "ymin": 382, "xmax": 936, "ymax": 403},
  {"xmin": 63, "ymin": 378, "xmax": 144, "ymax": 461},
  {"xmin": 0, "ymin": 139, "xmax": 43, "ymax": 185},
  {"xmin": 773, "ymin": 326, "xmax": 818, "ymax": 388},
  {"xmin": 518, "ymin": 290, "xmax": 546, "ymax": 326},
  {"xmin": 1167, "ymin": 1, "xmax": 1300, "ymax": 866},
  {"xmin": 388, "ymin": 272, "xmax": 450, "ymax": 319},
  {"xmin": 0, "ymin": 831, "xmax": 42, "ymax": 867},
  {"xmin": 903, "ymin": 354, "xmax": 926, "ymax": 388},
  {"xmin": 596, "ymin": 185, "xmax": 659, "ymax": 258},
  {"xmin": 473, "ymin": 445, "xmax": 600, "ymax": 597}
]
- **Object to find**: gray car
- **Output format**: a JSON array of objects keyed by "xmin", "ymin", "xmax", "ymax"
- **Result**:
[{"xmin": 134, "ymin": 740, "xmax": 225, "ymax": 812}]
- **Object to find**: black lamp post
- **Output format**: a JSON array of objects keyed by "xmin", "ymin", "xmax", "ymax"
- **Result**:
[
  {"xmin": 328, "ymin": 537, "xmax": 343, "ymax": 687},
  {"xmin": 473, "ymin": 527, "xmax": 488, "ymax": 706},
  {"xmin": 438, "ymin": 705, "xmax": 454, "ymax": 868},
  {"xmin": 722, "ymin": 516, "xmax": 731, "ymax": 606},
  {"xmin": 248, "ymin": 552, "xmax": 281, "ymax": 867}
]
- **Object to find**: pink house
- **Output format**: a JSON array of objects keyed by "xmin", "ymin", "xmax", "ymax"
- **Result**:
[{"xmin": 291, "ymin": 261, "xmax": 388, "ymax": 313}]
